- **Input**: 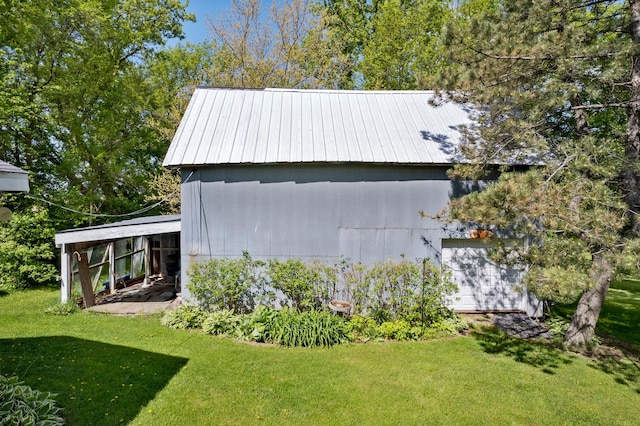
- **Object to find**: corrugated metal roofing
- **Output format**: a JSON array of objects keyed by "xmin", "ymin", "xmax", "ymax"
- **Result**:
[
  {"xmin": 54, "ymin": 214, "xmax": 181, "ymax": 246},
  {"xmin": 163, "ymin": 88, "xmax": 475, "ymax": 167},
  {"xmin": 0, "ymin": 160, "xmax": 28, "ymax": 174}
]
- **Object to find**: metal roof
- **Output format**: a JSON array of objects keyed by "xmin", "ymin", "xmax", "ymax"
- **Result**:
[
  {"xmin": 163, "ymin": 88, "xmax": 476, "ymax": 167},
  {"xmin": 0, "ymin": 160, "xmax": 29, "ymax": 192},
  {"xmin": 55, "ymin": 214, "xmax": 181, "ymax": 246}
]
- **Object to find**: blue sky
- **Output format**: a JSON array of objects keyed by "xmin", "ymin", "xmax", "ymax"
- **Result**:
[
  {"xmin": 177, "ymin": 0, "xmax": 284, "ymax": 45},
  {"xmin": 178, "ymin": 0, "xmax": 230, "ymax": 44}
]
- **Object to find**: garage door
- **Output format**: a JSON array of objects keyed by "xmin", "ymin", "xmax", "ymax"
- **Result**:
[{"xmin": 441, "ymin": 239, "xmax": 528, "ymax": 312}]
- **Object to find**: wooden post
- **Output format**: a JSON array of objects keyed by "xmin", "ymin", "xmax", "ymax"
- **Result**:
[
  {"xmin": 60, "ymin": 243, "xmax": 73, "ymax": 303},
  {"xmin": 108, "ymin": 242, "xmax": 116, "ymax": 294},
  {"xmin": 76, "ymin": 252, "xmax": 95, "ymax": 308},
  {"xmin": 143, "ymin": 237, "xmax": 150, "ymax": 286}
]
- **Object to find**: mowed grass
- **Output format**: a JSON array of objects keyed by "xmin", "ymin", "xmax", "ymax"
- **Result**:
[
  {"xmin": 597, "ymin": 278, "xmax": 640, "ymax": 348},
  {"xmin": 1, "ymin": 289, "xmax": 639, "ymax": 425}
]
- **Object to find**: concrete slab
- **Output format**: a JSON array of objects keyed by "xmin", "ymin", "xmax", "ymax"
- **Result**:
[{"xmin": 88, "ymin": 301, "xmax": 173, "ymax": 315}]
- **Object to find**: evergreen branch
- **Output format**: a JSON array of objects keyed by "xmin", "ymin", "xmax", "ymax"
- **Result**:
[{"xmin": 571, "ymin": 102, "xmax": 631, "ymax": 110}]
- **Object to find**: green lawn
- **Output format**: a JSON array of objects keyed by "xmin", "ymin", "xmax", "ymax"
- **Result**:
[
  {"xmin": 1, "ymin": 288, "xmax": 639, "ymax": 425},
  {"xmin": 597, "ymin": 278, "xmax": 640, "ymax": 349}
]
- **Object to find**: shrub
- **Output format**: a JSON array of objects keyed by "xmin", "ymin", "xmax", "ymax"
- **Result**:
[
  {"xmin": 341, "ymin": 257, "xmax": 458, "ymax": 327},
  {"xmin": 0, "ymin": 375, "xmax": 64, "ymax": 425},
  {"xmin": 202, "ymin": 309, "xmax": 239, "ymax": 336},
  {"xmin": 377, "ymin": 320, "xmax": 421, "ymax": 341},
  {"xmin": 0, "ymin": 207, "xmax": 59, "ymax": 291},
  {"xmin": 267, "ymin": 308, "xmax": 351, "ymax": 347},
  {"xmin": 235, "ymin": 305, "xmax": 278, "ymax": 342},
  {"xmin": 421, "ymin": 315, "xmax": 468, "ymax": 339},
  {"xmin": 267, "ymin": 258, "xmax": 316, "ymax": 310},
  {"xmin": 45, "ymin": 301, "xmax": 81, "ymax": 316},
  {"xmin": 345, "ymin": 314, "xmax": 380, "ymax": 342},
  {"xmin": 188, "ymin": 252, "xmax": 264, "ymax": 313},
  {"xmin": 161, "ymin": 305, "xmax": 208, "ymax": 330}
]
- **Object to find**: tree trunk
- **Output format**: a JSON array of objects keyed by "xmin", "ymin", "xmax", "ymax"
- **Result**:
[
  {"xmin": 563, "ymin": 252, "xmax": 612, "ymax": 347},
  {"xmin": 625, "ymin": 0, "xmax": 640, "ymax": 234}
]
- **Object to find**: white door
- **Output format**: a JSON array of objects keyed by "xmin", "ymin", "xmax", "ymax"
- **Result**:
[{"xmin": 441, "ymin": 239, "xmax": 527, "ymax": 312}]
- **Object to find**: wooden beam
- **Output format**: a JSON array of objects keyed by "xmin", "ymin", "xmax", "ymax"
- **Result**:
[
  {"xmin": 60, "ymin": 243, "xmax": 73, "ymax": 303},
  {"xmin": 108, "ymin": 242, "xmax": 116, "ymax": 294},
  {"xmin": 77, "ymin": 252, "xmax": 95, "ymax": 308},
  {"xmin": 144, "ymin": 237, "xmax": 150, "ymax": 286}
]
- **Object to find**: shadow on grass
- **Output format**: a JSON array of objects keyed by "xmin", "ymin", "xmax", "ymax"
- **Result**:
[
  {"xmin": 590, "ymin": 356, "xmax": 640, "ymax": 393},
  {"xmin": 472, "ymin": 325, "xmax": 574, "ymax": 374},
  {"xmin": 0, "ymin": 336, "xmax": 188, "ymax": 425}
]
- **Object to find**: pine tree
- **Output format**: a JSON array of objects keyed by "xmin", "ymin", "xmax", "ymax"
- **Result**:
[{"xmin": 440, "ymin": 0, "xmax": 640, "ymax": 346}]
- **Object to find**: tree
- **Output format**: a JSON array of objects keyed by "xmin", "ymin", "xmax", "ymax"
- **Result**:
[
  {"xmin": 0, "ymin": 0, "xmax": 194, "ymax": 289},
  {"xmin": 321, "ymin": 0, "xmax": 451, "ymax": 89},
  {"xmin": 439, "ymin": 0, "xmax": 640, "ymax": 346},
  {"xmin": 205, "ymin": 0, "xmax": 349, "ymax": 89},
  {"xmin": 0, "ymin": 0, "xmax": 193, "ymax": 218}
]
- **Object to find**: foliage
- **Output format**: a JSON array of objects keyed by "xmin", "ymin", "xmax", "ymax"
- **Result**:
[
  {"xmin": 267, "ymin": 308, "xmax": 351, "ymax": 347},
  {"xmin": 235, "ymin": 305, "xmax": 278, "ymax": 342},
  {"xmin": 205, "ymin": 0, "xmax": 348, "ymax": 89},
  {"xmin": 160, "ymin": 304, "xmax": 208, "ymax": 330},
  {"xmin": 345, "ymin": 257, "xmax": 458, "ymax": 326},
  {"xmin": 188, "ymin": 254, "xmax": 457, "ymax": 326},
  {"xmin": 1, "ymin": 0, "xmax": 193, "ymax": 217},
  {"xmin": 267, "ymin": 258, "xmax": 336, "ymax": 310},
  {"xmin": 321, "ymin": 0, "xmax": 451, "ymax": 89},
  {"xmin": 188, "ymin": 252, "xmax": 264, "ymax": 313},
  {"xmin": 0, "ymin": 375, "xmax": 64, "ymax": 426},
  {"xmin": 202, "ymin": 309, "xmax": 240, "ymax": 336},
  {"xmin": 347, "ymin": 312, "xmax": 467, "ymax": 341},
  {"xmin": 0, "ymin": 207, "xmax": 58, "ymax": 291},
  {"xmin": 44, "ymin": 301, "xmax": 80, "ymax": 316},
  {"xmin": 438, "ymin": 0, "xmax": 640, "ymax": 346},
  {"xmin": 345, "ymin": 314, "xmax": 380, "ymax": 341}
]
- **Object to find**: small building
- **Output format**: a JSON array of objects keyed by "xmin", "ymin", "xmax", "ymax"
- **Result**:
[
  {"xmin": 55, "ymin": 215, "xmax": 181, "ymax": 306},
  {"xmin": 163, "ymin": 87, "xmax": 539, "ymax": 315},
  {"xmin": 0, "ymin": 160, "xmax": 29, "ymax": 193}
]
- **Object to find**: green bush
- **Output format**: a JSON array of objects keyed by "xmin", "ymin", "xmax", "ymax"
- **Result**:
[
  {"xmin": 161, "ymin": 305, "xmax": 208, "ymax": 330},
  {"xmin": 202, "ymin": 309, "xmax": 239, "ymax": 336},
  {"xmin": 345, "ymin": 314, "xmax": 380, "ymax": 342},
  {"xmin": 235, "ymin": 305, "xmax": 277, "ymax": 342},
  {"xmin": 0, "ymin": 375, "xmax": 64, "ymax": 425},
  {"xmin": 0, "ymin": 207, "xmax": 59, "ymax": 291},
  {"xmin": 267, "ymin": 258, "xmax": 335, "ymax": 310},
  {"xmin": 45, "ymin": 301, "xmax": 80, "ymax": 316},
  {"xmin": 377, "ymin": 320, "xmax": 421, "ymax": 341},
  {"xmin": 421, "ymin": 315, "xmax": 469, "ymax": 339},
  {"xmin": 188, "ymin": 252, "xmax": 264, "ymax": 313},
  {"xmin": 342, "ymin": 257, "xmax": 458, "ymax": 327},
  {"xmin": 267, "ymin": 308, "xmax": 351, "ymax": 347}
]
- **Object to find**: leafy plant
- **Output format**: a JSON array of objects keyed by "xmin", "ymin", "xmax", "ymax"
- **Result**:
[
  {"xmin": 235, "ymin": 305, "xmax": 278, "ymax": 342},
  {"xmin": 0, "ymin": 207, "xmax": 59, "ymax": 291},
  {"xmin": 345, "ymin": 314, "xmax": 380, "ymax": 342},
  {"xmin": 44, "ymin": 301, "xmax": 81, "ymax": 316},
  {"xmin": 377, "ymin": 320, "xmax": 420, "ymax": 341},
  {"xmin": 267, "ymin": 308, "xmax": 351, "ymax": 348},
  {"xmin": 188, "ymin": 252, "xmax": 264, "ymax": 313},
  {"xmin": 0, "ymin": 375, "xmax": 64, "ymax": 425},
  {"xmin": 202, "ymin": 309, "xmax": 240, "ymax": 336},
  {"xmin": 161, "ymin": 304, "xmax": 208, "ymax": 330},
  {"xmin": 267, "ymin": 258, "xmax": 318, "ymax": 310}
]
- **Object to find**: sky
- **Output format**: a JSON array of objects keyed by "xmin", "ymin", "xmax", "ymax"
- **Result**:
[
  {"xmin": 177, "ymin": 0, "xmax": 284, "ymax": 45},
  {"xmin": 177, "ymin": 0, "xmax": 229, "ymax": 44}
]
